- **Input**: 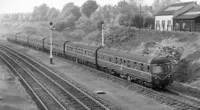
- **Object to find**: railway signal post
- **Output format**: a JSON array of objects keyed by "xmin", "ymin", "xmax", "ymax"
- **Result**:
[
  {"xmin": 101, "ymin": 20, "xmax": 105, "ymax": 46},
  {"xmin": 49, "ymin": 22, "xmax": 55, "ymax": 64}
]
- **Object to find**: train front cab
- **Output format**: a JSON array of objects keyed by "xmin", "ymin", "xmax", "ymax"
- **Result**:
[{"xmin": 151, "ymin": 58, "xmax": 173, "ymax": 88}]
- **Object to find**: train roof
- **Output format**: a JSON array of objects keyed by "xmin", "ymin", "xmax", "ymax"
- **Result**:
[
  {"xmin": 29, "ymin": 35, "xmax": 45, "ymax": 40},
  {"xmin": 67, "ymin": 42, "xmax": 99, "ymax": 51},
  {"xmin": 99, "ymin": 47, "xmax": 154, "ymax": 64},
  {"xmin": 150, "ymin": 57, "xmax": 171, "ymax": 65}
]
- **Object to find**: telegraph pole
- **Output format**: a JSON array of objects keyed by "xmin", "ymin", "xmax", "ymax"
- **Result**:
[
  {"xmin": 101, "ymin": 20, "xmax": 105, "ymax": 46},
  {"xmin": 49, "ymin": 22, "xmax": 55, "ymax": 64}
]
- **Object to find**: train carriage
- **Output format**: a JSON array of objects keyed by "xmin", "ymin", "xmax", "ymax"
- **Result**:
[
  {"xmin": 29, "ymin": 36, "xmax": 44, "ymax": 49},
  {"xmin": 63, "ymin": 42, "xmax": 78, "ymax": 61},
  {"xmin": 70, "ymin": 43, "xmax": 98, "ymax": 64},
  {"xmin": 16, "ymin": 33, "xmax": 28, "ymax": 45},
  {"xmin": 7, "ymin": 34, "xmax": 15, "ymax": 42},
  {"xmin": 8, "ymin": 33, "xmax": 175, "ymax": 88},
  {"xmin": 97, "ymin": 47, "xmax": 153, "ymax": 82}
]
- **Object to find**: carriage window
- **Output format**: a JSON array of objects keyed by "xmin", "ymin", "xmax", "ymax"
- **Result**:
[
  {"xmin": 132, "ymin": 62, "xmax": 137, "ymax": 68},
  {"xmin": 91, "ymin": 52, "xmax": 93, "ymax": 57},
  {"xmin": 109, "ymin": 57, "xmax": 112, "ymax": 62},
  {"xmin": 147, "ymin": 66, "xmax": 150, "ymax": 71},
  {"xmin": 140, "ymin": 63, "xmax": 144, "ymax": 71},
  {"xmin": 87, "ymin": 51, "xmax": 89, "ymax": 55},
  {"xmin": 124, "ymin": 60, "xmax": 126, "ymax": 64},
  {"xmin": 127, "ymin": 60, "xmax": 131, "ymax": 67},
  {"xmin": 81, "ymin": 49, "xmax": 83, "ymax": 54},
  {"xmin": 120, "ymin": 59, "xmax": 123, "ymax": 64},
  {"xmin": 116, "ymin": 57, "xmax": 118, "ymax": 64},
  {"xmin": 101, "ymin": 54, "xmax": 104, "ymax": 59},
  {"xmin": 90, "ymin": 52, "xmax": 93, "ymax": 57},
  {"xmin": 92, "ymin": 52, "xmax": 95, "ymax": 57},
  {"xmin": 86, "ymin": 51, "xmax": 88, "ymax": 55},
  {"xmin": 79, "ymin": 49, "xmax": 81, "ymax": 54}
]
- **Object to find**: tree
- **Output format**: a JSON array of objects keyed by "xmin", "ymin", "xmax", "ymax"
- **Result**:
[
  {"xmin": 152, "ymin": 0, "xmax": 181, "ymax": 11},
  {"xmin": 10, "ymin": 14, "xmax": 19, "ymax": 21},
  {"xmin": 115, "ymin": 13, "xmax": 128, "ymax": 26},
  {"xmin": 90, "ymin": 11, "xmax": 103, "ymax": 24},
  {"xmin": 46, "ymin": 8, "xmax": 59, "ymax": 21},
  {"xmin": 58, "ymin": 3, "xmax": 81, "ymax": 21},
  {"xmin": 99, "ymin": 5, "xmax": 113, "ymax": 23},
  {"xmin": 76, "ymin": 16, "xmax": 95, "ymax": 33},
  {"xmin": 116, "ymin": 0, "xmax": 138, "ymax": 26},
  {"xmin": 32, "ymin": 4, "xmax": 50, "ymax": 21},
  {"xmin": 32, "ymin": 6, "xmax": 39, "ymax": 21},
  {"xmin": 130, "ymin": 14, "xmax": 144, "ymax": 28},
  {"xmin": 144, "ymin": 16, "xmax": 154, "ymax": 29},
  {"xmin": 81, "ymin": 0, "xmax": 98, "ymax": 17},
  {"xmin": 55, "ymin": 3, "xmax": 81, "ymax": 31}
]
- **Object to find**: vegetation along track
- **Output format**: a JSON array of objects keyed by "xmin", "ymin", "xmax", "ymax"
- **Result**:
[
  {"xmin": 2, "ymin": 42, "xmax": 200, "ymax": 110},
  {"xmin": 0, "ymin": 44, "xmax": 109, "ymax": 110}
]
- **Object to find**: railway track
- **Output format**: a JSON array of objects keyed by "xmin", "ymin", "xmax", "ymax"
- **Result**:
[
  {"xmin": 2, "ymin": 42, "xmax": 200, "ymax": 110},
  {"xmin": 0, "ymin": 52, "xmax": 67, "ymax": 110},
  {"xmin": 0, "ymin": 44, "xmax": 109, "ymax": 110}
]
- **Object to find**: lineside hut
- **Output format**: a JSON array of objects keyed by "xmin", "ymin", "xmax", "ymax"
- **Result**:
[{"xmin": 173, "ymin": 7, "xmax": 200, "ymax": 32}]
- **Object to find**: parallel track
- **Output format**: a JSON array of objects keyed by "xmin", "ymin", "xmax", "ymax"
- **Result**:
[
  {"xmin": 0, "ymin": 52, "xmax": 66, "ymax": 110},
  {"xmin": 0, "ymin": 43, "xmax": 109, "ymax": 110},
  {"xmin": 2, "ymin": 42, "xmax": 200, "ymax": 110}
]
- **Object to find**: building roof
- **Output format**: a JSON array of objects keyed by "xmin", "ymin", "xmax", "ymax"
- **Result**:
[
  {"xmin": 174, "ymin": 7, "xmax": 200, "ymax": 19},
  {"xmin": 155, "ymin": 2, "xmax": 196, "ymax": 16}
]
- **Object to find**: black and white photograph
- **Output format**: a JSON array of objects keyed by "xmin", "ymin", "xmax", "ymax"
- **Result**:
[{"xmin": 0, "ymin": 0, "xmax": 200, "ymax": 110}]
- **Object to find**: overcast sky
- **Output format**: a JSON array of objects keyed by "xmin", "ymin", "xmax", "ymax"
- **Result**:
[{"xmin": 0, "ymin": 0, "xmax": 198, "ymax": 14}]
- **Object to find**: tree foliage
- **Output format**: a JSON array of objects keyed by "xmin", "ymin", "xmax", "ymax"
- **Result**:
[
  {"xmin": 81, "ymin": 0, "xmax": 98, "ymax": 17},
  {"xmin": 55, "ymin": 3, "xmax": 81, "ymax": 31},
  {"xmin": 47, "ymin": 8, "xmax": 59, "ymax": 21},
  {"xmin": 32, "ymin": 4, "xmax": 50, "ymax": 21},
  {"xmin": 130, "ymin": 14, "xmax": 144, "ymax": 28},
  {"xmin": 115, "ymin": 13, "xmax": 127, "ymax": 26},
  {"xmin": 144, "ymin": 16, "xmax": 155, "ymax": 29},
  {"xmin": 76, "ymin": 16, "xmax": 95, "ymax": 33},
  {"xmin": 58, "ymin": 3, "xmax": 81, "ymax": 21},
  {"xmin": 90, "ymin": 11, "xmax": 103, "ymax": 25},
  {"xmin": 152, "ymin": 0, "xmax": 181, "ymax": 12}
]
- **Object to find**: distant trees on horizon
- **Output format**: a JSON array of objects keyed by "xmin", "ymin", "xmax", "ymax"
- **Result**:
[{"xmin": 2, "ymin": 0, "xmax": 182, "ymax": 31}]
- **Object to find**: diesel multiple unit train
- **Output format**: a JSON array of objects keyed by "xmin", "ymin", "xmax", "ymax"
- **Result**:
[{"xmin": 7, "ymin": 33, "xmax": 175, "ymax": 88}]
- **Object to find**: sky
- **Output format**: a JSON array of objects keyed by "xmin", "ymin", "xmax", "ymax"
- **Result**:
[{"xmin": 0, "ymin": 0, "xmax": 198, "ymax": 14}]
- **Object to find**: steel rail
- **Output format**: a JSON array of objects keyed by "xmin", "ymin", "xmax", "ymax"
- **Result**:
[
  {"xmin": 3, "ymin": 41, "xmax": 200, "ymax": 110},
  {"xmin": 0, "ymin": 43, "xmax": 110, "ymax": 110},
  {"xmin": 0, "ymin": 52, "xmax": 67, "ymax": 110}
]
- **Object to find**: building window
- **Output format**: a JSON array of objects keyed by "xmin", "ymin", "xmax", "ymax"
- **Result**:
[
  {"xmin": 175, "ymin": 23, "xmax": 180, "ymax": 31},
  {"xmin": 182, "ymin": 23, "xmax": 186, "ymax": 31},
  {"xmin": 162, "ymin": 20, "xmax": 165, "ymax": 31},
  {"xmin": 167, "ymin": 20, "xmax": 172, "ymax": 31},
  {"xmin": 156, "ymin": 20, "xmax": 160, "ymax": 30},
  {"xmin": 185, "ymin": 22, "xmax": 190, "ymax": 32}
]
